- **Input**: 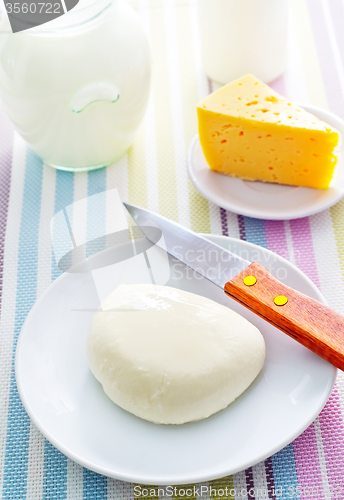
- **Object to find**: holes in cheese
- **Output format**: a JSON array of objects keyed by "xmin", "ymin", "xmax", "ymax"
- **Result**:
[{"xmin": 197, "ymin": 74, "xmax": 341, "ymax": 189}]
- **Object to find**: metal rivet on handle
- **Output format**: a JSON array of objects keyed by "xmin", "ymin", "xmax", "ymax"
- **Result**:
[
  {"xmin": 274, "ymin": 295, "xmax": 288, "ymax": 306},
  {"xmin": 243, "ymin": 275, "xmax": 257, "ymax": 286}
]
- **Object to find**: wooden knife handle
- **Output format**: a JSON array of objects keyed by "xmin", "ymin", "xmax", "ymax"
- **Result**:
[{"xmin": 224, "ymin": 262, "xmax": 344, "ymax": 371}]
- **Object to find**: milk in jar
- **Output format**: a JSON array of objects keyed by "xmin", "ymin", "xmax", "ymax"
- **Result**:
[{"xmin": 0, "ymin": 0, "xmax": 151, "ymax": 170}]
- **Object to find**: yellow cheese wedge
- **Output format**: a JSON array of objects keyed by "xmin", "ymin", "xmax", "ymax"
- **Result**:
[{"xmin": 197, "ymin": 74, "xmax": 341, "ymax": 189}]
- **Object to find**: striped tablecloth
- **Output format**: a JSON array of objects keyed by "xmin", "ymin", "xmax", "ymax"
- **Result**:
[{"xmin": 1, "ymin": 0, "xmax": 344, "ymax": 498}]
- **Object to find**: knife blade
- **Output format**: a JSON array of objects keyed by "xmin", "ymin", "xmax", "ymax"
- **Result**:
[{"xmin": 124, "ymin": 202, "xmax": 344, "ymax": 371}]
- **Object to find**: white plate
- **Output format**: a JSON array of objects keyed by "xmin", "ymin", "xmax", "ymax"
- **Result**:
[
  {"xmin": 188, "ymin": 104, "xmax": 344, "ymax": 220},
  {"xmin": 16, "ymin": 235, "xmax": 336, "ymax": 485}
]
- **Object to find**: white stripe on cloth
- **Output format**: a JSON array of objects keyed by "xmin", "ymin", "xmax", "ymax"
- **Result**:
[
  {"xmin": 232, "ymin": 470, "xmax": 248, "ymax": 500},
  {"xmin": 107, "ymin": 477, "xmax": 134, "ymax": 500},
  {"xmin": 252, "ymin": 460, "xmax": 269, "ymax": 499},
  {"xmin": 26, "ymin": 425, "xmax": 45, "ymax": 500},
  {"xmin": 67, "ymin": 459, "xmax": 84, "ymax": 500},
  {"xmin": 106, "ymin": 154, "xmax": 129, "ymax": 205},
  {"xmin": 313, "ymin": 418, "xmax": 332, "ymax": 500}
]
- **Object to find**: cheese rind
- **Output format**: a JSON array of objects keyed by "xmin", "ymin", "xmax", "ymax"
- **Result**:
[
  {"xmin": 87, "ymin": 284, "xmax": 265, "ymax": 425},
  {"xmin": 197, "ymin": 74, "xmax": 341, "ymax": 189}
]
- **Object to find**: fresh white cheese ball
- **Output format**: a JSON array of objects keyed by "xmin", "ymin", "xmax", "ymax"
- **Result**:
[{"xmin": 87, "ymin": 284, "xmax": 265, "ymax": 424}]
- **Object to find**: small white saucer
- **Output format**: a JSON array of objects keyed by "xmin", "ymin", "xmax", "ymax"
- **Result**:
[{"xmin": 187, "ymin": 104, "xmax": 344, "ymax": 220}]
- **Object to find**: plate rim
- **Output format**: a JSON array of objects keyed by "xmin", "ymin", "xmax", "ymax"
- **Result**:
[
  {"xmin": 187, "ymin": 103, "xmax": 344, "ymax": 220},
  {"xmin": 15, "ymin": 234, "xmax": 337, "ymax": 485}
]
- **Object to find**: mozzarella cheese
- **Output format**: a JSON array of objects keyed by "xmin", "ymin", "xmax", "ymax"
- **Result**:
[
  {"xmin": 197, "ymin": 74, "xmax": 341, "ymax": 189},
  {"xmin": 87, "ymin": 284, "xmax": 265, "ymax": 424}
]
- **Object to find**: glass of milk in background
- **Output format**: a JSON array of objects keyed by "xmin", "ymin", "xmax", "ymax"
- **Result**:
[
  {"xmin": 197, "ymin": 0, "xmax": 289, "ymax": 84},
  {"xmin": 0, "ymin": 0, "xmax": 151, "ymax": 171}
]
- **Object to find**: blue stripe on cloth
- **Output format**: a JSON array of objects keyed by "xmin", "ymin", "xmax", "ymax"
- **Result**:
[
  {"xmin": 51, "ymin": 170, "xmax": 75, "ymax": 281},
  {"xmin": 83, "ymin": 167, "xmax": 107, "ymax": 499},
  {"xmin": 86, "ymin": 168, "xmax": 107, "ymax": 256},
  {"xmin": 43, "ymin": 170, "xmax": 75, "ymax": 500},
  {"xmin": 87, "ymin": 168, "xmax": 106, "ymax": 198},
  {"xmin": 271, "ymin": 444, "xmax": 301, "ymax": 500},
  {"xmin": 83, "ymin": 470, "xmax": 107, "ymax": 500},
  {"xmin": 242, "ymin": 217, "xmax": 268, "ymax": 249},
  {"xmin": 43, "ymin": 442, "xmax": 68, "ymax": 500},
  {"xmin": 2, "ymin": 149, "xmax": 43, "ymax": 500}
]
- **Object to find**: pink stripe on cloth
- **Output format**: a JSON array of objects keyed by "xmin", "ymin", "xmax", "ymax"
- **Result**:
[
  {"xmin": 264, "ymin": 220, "xmax": 289, "ymax": 262},
  {"xmin": 318, "ymin": 386, "xmax": 344, "ymax": 498},
  {"xmin": 293, "ymin": 424, "xmax": 326, "ymax": 500},
  {"xmin": 289, "ymin": 218, "xmax": 321, "ymax": 288}
]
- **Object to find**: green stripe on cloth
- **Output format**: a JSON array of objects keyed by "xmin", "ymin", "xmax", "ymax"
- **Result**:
[
  {"xmin": 172, "ymin": 484, "xmax": 204, "ymax": 500},
  {"xmin": 210, "ymin": 477, "xmax": 235, "ymax": 499}
]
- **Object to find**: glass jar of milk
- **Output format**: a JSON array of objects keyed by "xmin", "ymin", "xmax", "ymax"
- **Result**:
[
  {"xmin": 0, "ymin": 0, "xmax": 151, "ymax": 171},
  {"xmin": 197, "ymin": 0, "xmax": 289, "ymax": 84}
]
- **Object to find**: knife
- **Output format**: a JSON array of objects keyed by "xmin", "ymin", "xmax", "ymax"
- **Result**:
[{"xmin": 124, "ymin": 202, "xmax": 344, "ymax": 371}]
